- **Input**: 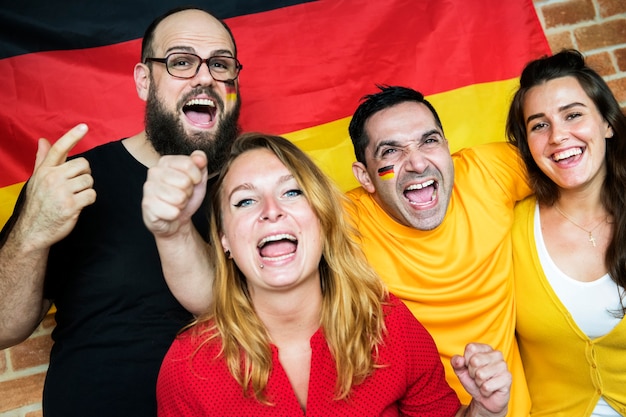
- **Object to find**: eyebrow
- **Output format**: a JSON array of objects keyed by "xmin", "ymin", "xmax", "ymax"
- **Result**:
[
  {"xmin": 226, "ymin": 174, "xmax": 295, "ymax": 200},
  {"xmin": 373, "ymin": 129, "xmax": 441, "ymax": 155},
  {"xmin": 525, "ymin": 102, "xmax": 587, "ymax": 125},
  {"xmin": 163, "ymin": 46, "xmax": 234, "ymax": 57},
  {"xmin": 228, "ymin": 182, "xmax": 254, "ymax": 200}
]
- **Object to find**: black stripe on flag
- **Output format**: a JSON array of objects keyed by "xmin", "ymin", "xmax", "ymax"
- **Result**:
[{"xmin": 0, "ymin": 0, "xmax": 314, "ymax": 59}]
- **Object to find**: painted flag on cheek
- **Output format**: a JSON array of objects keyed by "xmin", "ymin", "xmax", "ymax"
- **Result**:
[
  {"xmin": 0, "ymin": 0, "xmax": 550, "ymax": 228},
  {"xmin": 378, "ymin": 165, "xmax": 395, "ymax": 181}
]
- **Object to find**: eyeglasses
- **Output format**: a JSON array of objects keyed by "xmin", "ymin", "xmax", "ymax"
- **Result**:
[{"xmin": 144, "ymin": 53, "xmax": 242, "ymax": 82}]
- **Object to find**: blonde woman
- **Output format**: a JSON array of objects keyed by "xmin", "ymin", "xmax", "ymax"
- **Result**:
[{"xmin": 156, "ymin": 133, "xmax": 511, "ymax": 416}]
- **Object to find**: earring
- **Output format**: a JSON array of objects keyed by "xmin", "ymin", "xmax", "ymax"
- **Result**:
[{"xmin": 225, "ymin": 250, "xmax": 231, "ymax": 259}]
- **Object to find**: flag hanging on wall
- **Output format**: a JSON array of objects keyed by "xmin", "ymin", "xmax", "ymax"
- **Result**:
[{"xmin": 0, "ymin": 0, "xmax": 550, "ymax": 227}]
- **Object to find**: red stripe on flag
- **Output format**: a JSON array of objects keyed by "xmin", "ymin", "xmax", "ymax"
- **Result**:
[
  {"xmin": 0, "ymin": 40, "xmax": 145, "ymax": 187},
  {"xmin": 378, "ymin": 166, "xmax": 394, "ymax": 177},
  {"xmin": 232, "ymin": 0, "xmax": 549, "ymax": 134},
  {"xmin": 0, "ymin": 0, "xmax": 549, "ymax": 188}
]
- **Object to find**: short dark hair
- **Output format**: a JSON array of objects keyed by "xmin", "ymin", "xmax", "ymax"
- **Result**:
[
  {"xmin": 140, "ymin": 6, "xmax": 238, "ymax": 62},
  {"xmin": 348, "ymin": 85, "xmax": 444, "ymax": 165}
]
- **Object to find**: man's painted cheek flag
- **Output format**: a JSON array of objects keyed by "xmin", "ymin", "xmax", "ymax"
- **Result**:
[
  {"xmin": 0, "ymin": 0, "xmax": 550, "ymax": 228},
  {"xmin": 378, "ymin": 166, "xmax": 395, "ymax": 181},
  {"xmin": 226, "ymin": 83, "xmax": 238, "ymax": 103}
]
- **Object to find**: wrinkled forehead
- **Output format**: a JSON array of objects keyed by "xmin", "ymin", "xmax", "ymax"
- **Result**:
[
  {"xmin": 152, "ymin": 10, "xmax": 235, "ymax": 56},
  {"xmin": 365, "ymin": 102, "xmax": 442, "ymax": 145}
]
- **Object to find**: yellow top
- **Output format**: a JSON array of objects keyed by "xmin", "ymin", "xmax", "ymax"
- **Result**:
[
  {"xmin": 513, "ymin": 197, "xmax": 626, "ymax": 416},
  {"xmin": 346, "ymin": 142, "xmax": 531, "ymax": 415}
]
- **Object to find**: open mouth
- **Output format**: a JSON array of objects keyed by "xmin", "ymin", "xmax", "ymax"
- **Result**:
[
  {"xmin": 404, "ymin": 179, "xmax": 438, "ymax": 205},
  {"xmin": 257, "ymin": 233, "xmax": 298, "ymax": 262},
  {"xmin": 183, "ymin": 98, "xmax": 217, "ymax": 125},
  {"xmin": 552, "ymin": 147, "xmax": 583, "ymax": 162}
]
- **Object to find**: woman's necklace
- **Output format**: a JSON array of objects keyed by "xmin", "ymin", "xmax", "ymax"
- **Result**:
[{"xmin": 553, "ymin": 203, "xmax": 607, "ymax": 247}]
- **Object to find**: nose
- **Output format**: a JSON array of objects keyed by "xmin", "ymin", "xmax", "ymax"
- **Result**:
[
  {"xmin": 549, "ymin": 122, "xmax": 568, "ymax": 145},
  {"xmin": 258, "ymin": 197, "xmax": 284, "ymax": 222},
  {"xmin": 405, "ymin": 148, "xmax": 428, "ymax": 174},
  {"xmin": 192, "ymin": 60, "xmax": 216, "ymax": 86}
]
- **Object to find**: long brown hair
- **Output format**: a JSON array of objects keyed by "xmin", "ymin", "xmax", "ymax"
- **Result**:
[{"xmin": 506, "ymin": 49, "xmax": 626, "ymax": 315}]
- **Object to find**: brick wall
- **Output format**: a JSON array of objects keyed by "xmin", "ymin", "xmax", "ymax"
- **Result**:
[
  {"xmin": 1, "ymin": 2, "xmax": 625, "ymax": 415},
  {"xmin": 0, "ymin": 316, "xmax": 54, "ymax": 417},
  {"xmin": 533, "ymin": 0, "xmax": 626, "ymax": 110}
]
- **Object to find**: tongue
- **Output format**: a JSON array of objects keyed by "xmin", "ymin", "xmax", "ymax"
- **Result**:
[
  {"xmin": 259, "ymin": 240, "xmax": 297, "ymax": 258},
  {"xmin": 185, "ymin": 109, "xmax": 213, "ymax": 125},
  {"xmin": 405, "ymin": 186, "xmax": 434, "ymax": 203}
]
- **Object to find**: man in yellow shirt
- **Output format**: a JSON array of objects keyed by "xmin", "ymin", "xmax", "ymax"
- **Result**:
[{"xmin": 346, "ymin": 85, "xmax": 531, "ymax": 415}]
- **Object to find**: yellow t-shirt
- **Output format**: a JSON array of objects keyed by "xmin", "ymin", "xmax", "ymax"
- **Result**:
[{"xmin": 346, "ymin": 142, "xmax": 531, "ymax": 415}]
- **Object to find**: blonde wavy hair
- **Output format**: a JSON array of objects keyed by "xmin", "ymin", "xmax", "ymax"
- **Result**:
[{"xmin": 192, "ymin": 132, "xmax": 388, "ymax": 403}]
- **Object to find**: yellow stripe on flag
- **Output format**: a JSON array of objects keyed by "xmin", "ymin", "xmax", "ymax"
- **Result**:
[
  {"xmin": 430, "ymin": 78, "xmax": 518, "ymax": 152},
  {"xmin": 284, "ymin": 118, "xmax": 358, "ymax": 192},
  {"xmin": 0, "ymin": 182, "xmax": 24, "ymax": 228},
  {"xmin": 286, "ymin": 77, "xmax": 520, "ymax": 192},
  {"xmin": 0, "ymin": 78, "xmax": 520, "ymax": 229}
]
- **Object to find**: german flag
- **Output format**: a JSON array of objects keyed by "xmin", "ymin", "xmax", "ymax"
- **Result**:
[{"xmin": 0, "ymin": 0, "xmax": 550, "ymax": 228}]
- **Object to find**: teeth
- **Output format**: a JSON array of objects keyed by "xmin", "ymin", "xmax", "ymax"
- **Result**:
[
  {"xmin": 185, "ymin": 98, "xmax": 215, "ymax": 107},
  {"xmin": 406, "ymin": 179, "xmax": 434, "ymax": 191},
  {"xmin": 553, "ymin": 148, "xmax": 582, "ymax": 161},
  {"xmin": 258, "ymin": 234, "xmax": 297, "ymax": 247}
]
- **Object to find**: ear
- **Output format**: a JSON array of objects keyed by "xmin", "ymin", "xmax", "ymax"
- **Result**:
[
  {"xmin": 352, "ymin": 161, "xmax": 376, "ymax": 194},
  {"xmin": 606, "ymin": 124, "xmax": 614, "ymax": 139},
  {"xmin": 220, "ymin": 233, "xmax": 230, "ymax": 255},
  {"xmin": 134, "ymin": 62, "xmax": 150, "ymax": 102}
]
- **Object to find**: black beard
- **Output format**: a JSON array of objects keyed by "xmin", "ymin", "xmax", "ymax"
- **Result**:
[{"xmin": 144, "ymin": 85, "xmax": 241, "ymax": 173}]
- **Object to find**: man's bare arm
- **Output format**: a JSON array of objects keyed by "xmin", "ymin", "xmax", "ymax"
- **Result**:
[
  {"xmin": 142, "ymin": 151, "xmax": 214, "ymax": 316},
  {"xmin": 0, "ymin": 124, "xmax": 95, "ymax": 348}
]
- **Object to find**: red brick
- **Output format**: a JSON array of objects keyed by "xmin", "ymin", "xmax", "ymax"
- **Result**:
[
  {"xmin": 585, "ymin": 52, "xmax": 617, "ymax": 76},
  {"xmin": 597, "ymin": 0, "xmax": 626, "ymax": 17},
  {"xmin": 0, "ymin": 351, "xmax": 6, "ymax": 374},
  {"xmin": 607, "ymin": 77, "xmax": 626, "ymax": 104},
  {"xmin": 9, "ymin": 334, "xmax": 53, "ymax": 371},
  {"xmin": 546, "ymin": 31, "xmax": 575, "ymax": 53},
  {"xmin": 40, "ymin": 314, "xmax": 56, "ymax": 331},
  {"xmin": 615, "ymin": 48, "xmax": 626, "ymax": 72},
  {"xmin": 575, "ymin": 19, "xmax": 626, "ymax": 51},
  {"xmin": 542, "ymin": 0, "xmax": 596, "ymax": 28},
  {"xmin": 0, "ymin": 372, "xmax": 45, "ymax": 412}
]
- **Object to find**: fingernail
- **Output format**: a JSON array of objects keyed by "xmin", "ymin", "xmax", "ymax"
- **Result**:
[{"xmin": 76, "ymin": 123, "xmax": 88, "ymax": 132}]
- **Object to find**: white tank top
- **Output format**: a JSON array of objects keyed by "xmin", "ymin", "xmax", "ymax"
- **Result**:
[{"xmin": 533, "ymin": 203, "xmax": 623, "ymax": 416}]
